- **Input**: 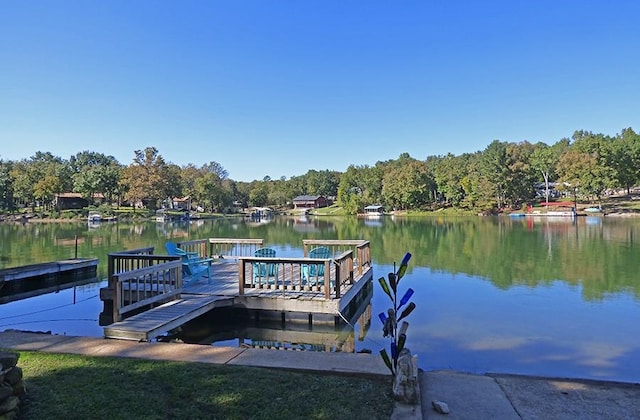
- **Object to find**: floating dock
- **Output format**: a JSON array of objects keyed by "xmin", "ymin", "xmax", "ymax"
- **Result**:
[
  {"xmin": 0, "ymin": 258, "xmax": 98, "ymax": 303},
  {"xmin": 102, "ymin": 239, "xmax": 373, "ymax": 341}
]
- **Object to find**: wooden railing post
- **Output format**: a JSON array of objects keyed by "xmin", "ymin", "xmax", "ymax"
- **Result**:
[
  {"xmin": 324, "ymin": 260, "xmax": 331, "ymax": 299},
  {"xmin": 113, "ymin": 274, "xmax": 122, "ymax": 322},
  {"xmin": 107, "ymin": 253, "xmax": 115, "ymax": 289},
  {"xmin": 358, "ymin": 246, "xmax": 364, "ymax": 276},
  {"xmin": 238, "ymin": 259, "xmax": 245, "ymax": 296}
]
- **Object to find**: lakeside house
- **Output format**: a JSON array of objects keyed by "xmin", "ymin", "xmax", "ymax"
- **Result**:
[
  {"xmin": 55, "ymin": 193, "xmax": 104, "ymax": 210},
  {"xmin": 292, "ymin": 195, "xmax": 329, "ymax": 209},
  {"xmin": 171, "ymin": 196, "xmax": 191, "ymax": 211}
]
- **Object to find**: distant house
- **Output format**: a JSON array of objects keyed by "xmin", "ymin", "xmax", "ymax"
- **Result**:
[
  {"xmin": 292, "ymin": 195, "xmax": 328, "ymax": 209},
  {"xmin": 231, "ymin": 200, "xmax": 244, "ymax": 212},
  {"xmin": 172, "ymin": 196, "xmax": 191, "ymax": 211},
  {"xmin": 55, "ymin": 193, "xmax": 104, "ymax": 210}
]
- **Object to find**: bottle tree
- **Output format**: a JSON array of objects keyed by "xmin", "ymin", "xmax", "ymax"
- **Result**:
[{"xmin": 378, "ymin": 252, "xmax": 415, "ymax": 376}]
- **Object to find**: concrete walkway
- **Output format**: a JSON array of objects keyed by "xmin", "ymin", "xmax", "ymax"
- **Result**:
[{"xmin": 2, "ymin": 331, "xmax": 640, "ymax": 419}]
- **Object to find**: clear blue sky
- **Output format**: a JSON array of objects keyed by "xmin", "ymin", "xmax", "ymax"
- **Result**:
[{"xmin": 1, "ymin": 1, "xmax": 638, "ymax": 182}]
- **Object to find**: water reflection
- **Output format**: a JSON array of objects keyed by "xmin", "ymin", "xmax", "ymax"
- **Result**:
[
  {"xmin": 166, "ymin": 281, "xmax": 374, "ymax": 353},
  {"xmin": 0, "ymin": 274, "xmax": 99, "ymax": 304},
  {"xmin": 2, "ymin": 216, "xmax": 640, "ymax": 382},
  {"xmin": 408, "ymin": 268, "xmax": 640, "ymax": 382},
  {"xmin": 0, "ymin": 280, "xmax": 105, "ymax": 336}
]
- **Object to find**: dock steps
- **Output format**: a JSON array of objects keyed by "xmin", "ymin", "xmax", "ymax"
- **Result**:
[{"xmin": 104, "ymin": 294, "xmax": 235, "ymax": 341}]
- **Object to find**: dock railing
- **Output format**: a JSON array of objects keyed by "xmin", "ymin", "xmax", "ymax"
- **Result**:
[
  {"xmin": 239, "ymin": 243, "xmax": 360, "ymax": 300},
  {"xmin": 102, "ymin": 247, "xmax": 179, "ymax": 302},
  {"xmin": 112, "ymin": 259, "xmax": 183, "ymax": 322},
  {"xmin": 176, "ymin": 240, "xmax": 209, "ymax": 258},
  {"xmin": 334, "ymin": 250, "xmax": 355, "ymax": 293},
  {"xmin": 302, "ymin": 239, "xmax": 371, "ymax": 277},
  {"xmin": 177, "ymin": 238, "xmax": 264, "ymax": 260},
  {"xmin": 107, "ymin": 247, "xmax": 155, "ymax": 282},
  {"xmin": 238, "ymin": 256, "xmax": 332, "ymax": 299}
]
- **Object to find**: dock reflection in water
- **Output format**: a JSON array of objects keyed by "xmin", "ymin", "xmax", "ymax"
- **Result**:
[{"xmin": 166, "ymin": 281, "xmax": 374, "ymax": 353}]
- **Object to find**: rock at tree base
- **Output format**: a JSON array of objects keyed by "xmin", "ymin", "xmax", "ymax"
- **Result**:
[{"xmin": 393, "ymin": 348, "xmax": 420, "ymax": 404}]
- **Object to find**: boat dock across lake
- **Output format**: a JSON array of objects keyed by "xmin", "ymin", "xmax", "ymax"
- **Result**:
[
  {"xmin": 0, "ymin": 258, "xmax": 98, "ymax": 304},
  {"xmin": 101, "ymin": 238, "xmax": 373, "ymax": 341}
]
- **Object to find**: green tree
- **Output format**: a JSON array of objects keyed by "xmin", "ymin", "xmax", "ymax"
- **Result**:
[
  {"xmin": 531, "ymin": 142, "xmax": 563, "ymax": 203},
  {"xmin": 382, "ymin": 160, "xmax": 435, "ymax": 210},
  {"xmin": 267, "ymin": 177, "xmax": 291, "ymax": 207},
  {"xmin": 249, "ymin": 181, "xmax": 269, "ymax": 207},
  {"xmin": 195, "ymin": 172, "xmax": 221, "ymax": 212},
  {"xmin": 503, "ymin": 141, "xmax": 537, "ymax": 207},
  {"xmin": 431, "ymin": 153, "xmax": 471, "ymax": 207},
  {"xmin": 557, "ymin": 132, "xmax": 613, "ymax": 204},
  {"xmin": 120, "ymin": 147, "xmax": 172, "ymax": 211},
  {"xmin": 606, "ymin": 128, "xmax": 640, "ymax": 195},
  {"xmin": 70, "ymin": 151, "xmax": 122, "ymax": 205},
  {"xmin": 194, "ymin": 161, "xmax": 231, "ymax": 211},
  {"xmin": 457, "ymin": 153, "xmax": 487, "ymax": 210},
  {"xmin": 10, "ymin": 152, "xmax": 70, "ymax": 211},
  {"xmin": 10, "ymin": 159, "xmax": 35, "ymax": 210},
  {"xmin": 337, "ymin": 165, "xmax": 382, "ymax": 214},
  {"xmin": 305, "ymin": 169, "xmax": 341, "ymax": 197},
  {"xmin": 0, "ymin": 159, "xmax": 14, "ymax": 211},
  {"xmin": 479, "ymin": 141, "xmax": 510, "ymax": 210},
  {"xmin": 234, "ymin": 182, "xmax": 252, "ymax": 209}
]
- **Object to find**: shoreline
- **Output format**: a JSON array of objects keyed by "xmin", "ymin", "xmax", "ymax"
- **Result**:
[{"xmin": 3, "ymin": 330, "xmax": 640, "ymax": 419}]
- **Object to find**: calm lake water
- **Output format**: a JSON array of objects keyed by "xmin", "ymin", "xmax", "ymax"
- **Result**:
[{"xmin": 1, "ymin": 215, "xmax": 640, "ymax": 383}]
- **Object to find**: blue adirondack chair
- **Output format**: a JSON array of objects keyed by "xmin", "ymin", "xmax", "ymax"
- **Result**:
[
  {"xmin": 165, "ymin": 242, "xmax": 213, "ymax": 283},
  {"xmin": 181, "ymin": 257, "xmax": 213, "ymax": 283},
  {"xmin": 302, "ymin": 246, "xmax": 331, "ymax": 286},
  {"xmin": 253, "ymin": 247, "xmax": 278, "ymax": 284},
  {"xmin": 165, "ymin": 241, "xmax": 198, "ymax": 260}
]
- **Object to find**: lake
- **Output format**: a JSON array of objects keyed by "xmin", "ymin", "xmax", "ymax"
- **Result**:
[{"xmin": 1, "ymin": 215, "xmax": 639, "ymax": 383}]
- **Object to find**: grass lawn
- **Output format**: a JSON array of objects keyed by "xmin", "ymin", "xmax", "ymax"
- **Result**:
[
  {"xmin": 308, "ymin": 204, "xmax": 347, "ymax": 216},
  {"xmin": 13, "ymin": 351, "xmax": 395, "ymax": 420}
]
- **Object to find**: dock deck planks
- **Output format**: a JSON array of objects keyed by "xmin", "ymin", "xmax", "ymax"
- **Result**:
[{"xmin": 103, "ymin": 294, "xmax": 235, "ymax": 341}]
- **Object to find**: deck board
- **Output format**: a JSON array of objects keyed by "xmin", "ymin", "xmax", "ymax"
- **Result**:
[{"xmin": 104, "ymin": 295, "xmax": 235, "ymax": 341}]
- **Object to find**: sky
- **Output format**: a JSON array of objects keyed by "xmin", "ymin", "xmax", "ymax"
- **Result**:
[{"xmin": 1, "ymin": 1, "xmax": 639, "ymax": 182}]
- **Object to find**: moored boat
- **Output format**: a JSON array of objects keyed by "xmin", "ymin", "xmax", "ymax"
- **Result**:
[
  {"xmin": 362, "ymin": 205, "xmax": 384, "ymax": 217},
  {"xmin": 526, "ymin": 202, "xmax": 577, "ymax": 217},
  {"xmin": 155, "ymin": 209, "xmax": 170, "ymax": 222},
  {"xmin": 87, "ymin": 212, "xmax": 102, "ymax": 223}
]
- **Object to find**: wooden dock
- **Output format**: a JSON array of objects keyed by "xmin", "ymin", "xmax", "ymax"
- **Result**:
[
  {"xmin": 103, "ymin": 294, "xmax": 235, "ymax": 341},
  {"xmin": 103, "ymin": 239, "xmax": 373, "ymax": 341},
  {"xmin": 0, "ymin": 258, "xmax": 98, "ymax": 282},
  {"xmin": 0, "ymin": 258, "xmax": 98, "ymax": 303}
]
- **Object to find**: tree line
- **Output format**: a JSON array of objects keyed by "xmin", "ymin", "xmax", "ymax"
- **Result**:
[{"xmin": 0, "ymin": 127, "xmax": 638, "ymax": 214}]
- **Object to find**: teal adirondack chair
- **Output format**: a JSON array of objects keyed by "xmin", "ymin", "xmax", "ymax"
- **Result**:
[
  {"xmin": 165, "ymin": 241, "xmax": 213, "ymax": 283},
  {"xmin": 253, "ymin": 247, "xmax": 278, "ymax": 284},
  {"xmin": 165, "ymin": 241, "xmax": 198, "ymax": 260},
  {"xmin": 302, "ymin": 246, "xmax": 331, "ymax": 286}
]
